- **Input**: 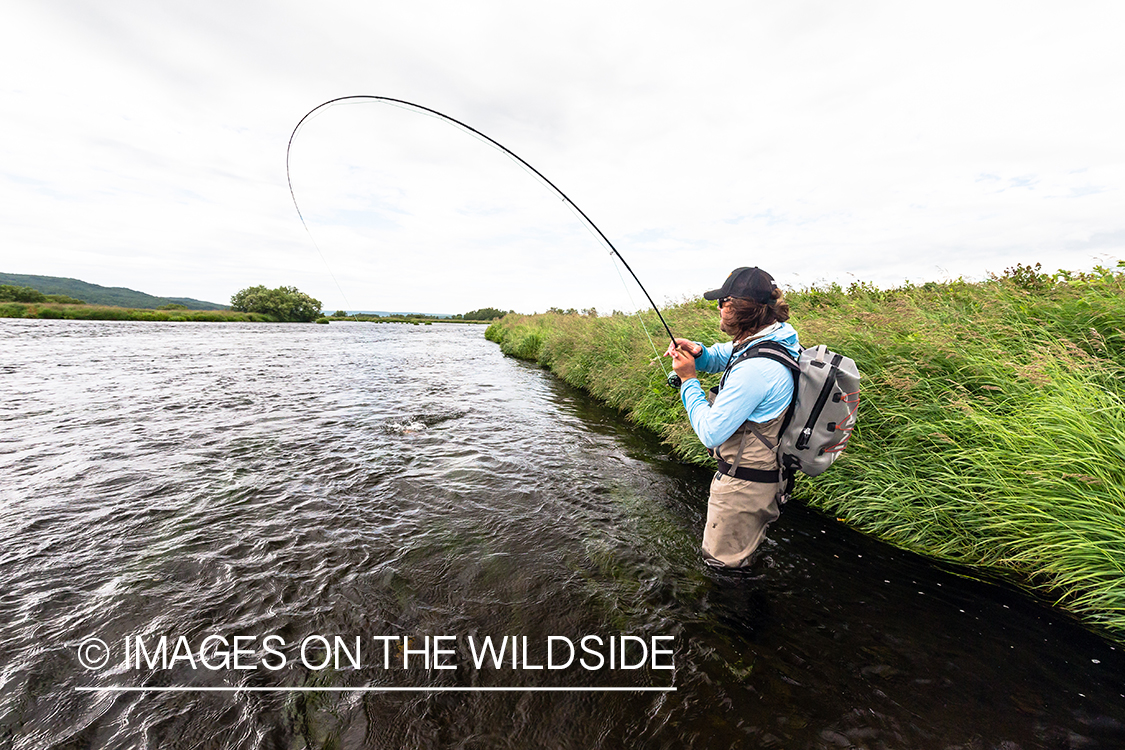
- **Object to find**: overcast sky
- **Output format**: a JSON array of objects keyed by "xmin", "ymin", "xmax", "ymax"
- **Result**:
[{"xmin": 2, "ymin": 1, "xmax": 1123, "ymax": 314}]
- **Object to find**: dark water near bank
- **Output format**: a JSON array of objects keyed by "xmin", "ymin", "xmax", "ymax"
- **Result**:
[{"xmin": 2, "ymin": 319, "xmax": 1124, "ymax": 750}]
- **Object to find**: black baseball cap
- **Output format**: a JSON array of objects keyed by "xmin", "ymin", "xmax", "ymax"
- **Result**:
[{"xmin": 703, "ymin": 267, "xmax": 776, "ymax": 304}]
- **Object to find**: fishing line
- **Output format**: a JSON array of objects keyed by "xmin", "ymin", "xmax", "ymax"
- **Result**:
[
  {"xmin": 286, "ymin": 96, "xmax": 683, "ymax": 381},
  {"xmin": 606, "ymin": 252, "xmax": 667, "ymax": 369}
]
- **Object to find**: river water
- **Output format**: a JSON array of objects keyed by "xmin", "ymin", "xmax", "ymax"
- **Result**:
[{"xmin": 1, "ymin": 319, "xmax": 1123, "ymax": 750}]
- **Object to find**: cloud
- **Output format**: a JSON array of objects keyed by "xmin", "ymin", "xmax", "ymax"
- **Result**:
[{"xmin": 1, "ymin": 0, "xmax": 1123, "ymax": 311}]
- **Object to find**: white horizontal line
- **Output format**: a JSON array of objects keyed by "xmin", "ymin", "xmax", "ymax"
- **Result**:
[{"xmin": 76, "ymin": 686, "xmax": 676, "ymax": 693}]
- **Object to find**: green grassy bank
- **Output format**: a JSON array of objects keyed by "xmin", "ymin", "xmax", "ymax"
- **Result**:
[
  {"xmin": 0, "ymin": 302, "xmax": 274, "ymax": 322},
  {"xmin": 486, "ymin": 263, "xmax": 1125, "ymax": 643}
]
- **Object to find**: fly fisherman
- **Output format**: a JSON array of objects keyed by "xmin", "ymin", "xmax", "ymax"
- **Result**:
[{"xmin": 666, "ymin": 267, "xmax": 801, "ymax": 569}]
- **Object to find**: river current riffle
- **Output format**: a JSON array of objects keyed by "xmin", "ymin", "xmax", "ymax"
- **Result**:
[{"xmin": 1, "ymin": 319, "xmax": 1123, "ymax": 749}]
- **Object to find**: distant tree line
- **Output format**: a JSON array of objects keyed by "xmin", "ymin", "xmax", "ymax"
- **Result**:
[
  {"xmin": 326, "ymin": 306, "xmax": 511, "ymax": 321},
  {"xmin": 0, "ymin": 284, "xmax": 85, "ymax": 305},
  {"xmin": 230, "ymin": 285, "xmax": 322, "ymax": 322}
]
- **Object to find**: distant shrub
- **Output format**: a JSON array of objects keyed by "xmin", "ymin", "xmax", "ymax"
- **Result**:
[
  {"xmin": 0, "ymin": 285, "xmax": 47, "ymax": 303},
  {"xmin": 315, "ymin": 317, "xmax": 330, "ymax": 324},
  {"xmin": 158, "ymin": 303, "xmax": 189, "ymax": 310},
  {"xmin": 230, "ymin": 285, "xmax": 322, "ymax": 322},
  {"xmin": 0, "ymin": 286, "xmax": 85, "ymax": 305}
]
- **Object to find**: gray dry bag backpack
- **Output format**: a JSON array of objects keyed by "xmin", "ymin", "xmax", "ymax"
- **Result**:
[{"xmin": 717, "ymin": 340, "xmax": 860, "ymax": 502}]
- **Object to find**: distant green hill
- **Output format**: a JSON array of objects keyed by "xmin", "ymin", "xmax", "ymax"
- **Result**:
[{"xmin": 0, "ymin": 272, "xmax": 228, "ymax": 310}]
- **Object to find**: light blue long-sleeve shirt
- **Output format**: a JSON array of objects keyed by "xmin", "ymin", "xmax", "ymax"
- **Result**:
[{"xmin": 680, "ymin": 322, "xmax": 801, "ymax": 449}]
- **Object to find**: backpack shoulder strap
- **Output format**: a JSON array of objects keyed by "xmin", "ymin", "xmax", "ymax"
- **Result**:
[
  {"xmin": 739, "ymin": 340, "xmax": 800, "ymax": 372},
  {"xmin": 721, "ymin": 339, "xmax": 802, "ymax": 446},
  {"xmin": 719, "ymin": 339, "xmax": 800, "ymax": 389}
]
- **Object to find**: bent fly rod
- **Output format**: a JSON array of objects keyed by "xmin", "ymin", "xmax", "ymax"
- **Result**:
[{"xmin": 285, "ymin": 96, "xmax": 686, "ymax": 387}]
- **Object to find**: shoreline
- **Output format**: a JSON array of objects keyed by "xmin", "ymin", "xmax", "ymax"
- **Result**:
[{"xmin": 1, "ymin": 302, "xmax": 273, "ymax": 322}]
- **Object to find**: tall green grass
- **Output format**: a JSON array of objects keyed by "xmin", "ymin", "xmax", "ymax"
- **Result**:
[{"xmin": 486, "ymin": 263, "xmax": 1125, "ymax": 642}]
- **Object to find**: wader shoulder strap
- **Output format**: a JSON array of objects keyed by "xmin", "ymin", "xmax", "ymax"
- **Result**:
[
  {"xmin": 715, "ymin": 422, "xmax": 780, "ymax": 483},
  {"xmin": 746, "ymin": 423, "xmax": 776, "ymax": 452}
]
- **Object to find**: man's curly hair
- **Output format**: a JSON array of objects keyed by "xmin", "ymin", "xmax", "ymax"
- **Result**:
[{"xmin": 724, "ymin": 288, "xmax": 790, "ymax": 342}]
